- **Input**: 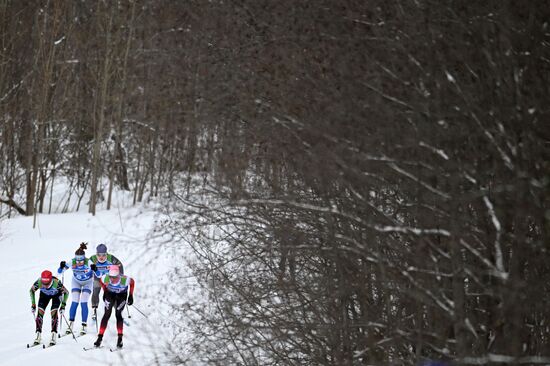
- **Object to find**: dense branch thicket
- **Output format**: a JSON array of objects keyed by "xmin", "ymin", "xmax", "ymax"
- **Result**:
[{"xmin": 1, "ymin": 1, "xmax": 549, "ymax": 365}]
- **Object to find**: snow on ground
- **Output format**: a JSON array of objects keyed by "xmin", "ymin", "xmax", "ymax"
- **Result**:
[{"xmin": 0, "ymin": 187, "xmax": 200, "ymax": 365}]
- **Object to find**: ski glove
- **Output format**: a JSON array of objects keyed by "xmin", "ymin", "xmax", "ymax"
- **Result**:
[
  {"xmin": 90, "ymin": 263, "xmax": 97, "ymax": 271},
  {"xmin": 31, "ymin": 304, "xmax": 36, "ymax": 314},
  {"xmin": 127, "ymin": 294, "xmax": 133, "ymax": 306},
  {"xmin": 60, "ymin": 261, "xmax": 66, "ymax": 269}
]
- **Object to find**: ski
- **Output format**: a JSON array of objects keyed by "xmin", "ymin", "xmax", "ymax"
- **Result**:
[
  {"xmin": 60, "ymin": 332, "xmax": 86, "ymax": 339},
  {"xmin": 83, "ymin": 346, "xmax": 104, "ymax": 351},
  {"xmin": 43, "ymin": 343, "xmax": 56, "ymax": 349},
  {"xmin": 109, "ymin": 347, "xmax": 123, "ymax": 352},
  {"xmin": 26, "ymin": 342, "xmax": 41, "ymax": 348}
]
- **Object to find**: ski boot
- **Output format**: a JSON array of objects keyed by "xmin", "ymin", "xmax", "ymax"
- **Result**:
[
  {"xmin": 49, "ymin": 332, "xmax": 57, "ymax": 346},
  {"xmin": 93, "ymin": 334, "xmax": 103, "ymax": 347},
  {"xmin": 80, "ymin": 322, "xmax": 87, "ymax": 335},
  {"xmin": 116, "ymin": 334, "xmax": 123, "ymax": 348},
  {"xmin": 91, "ymin": 307, "xmax": 97, "ymax": 321},
  {"xmin": 65, "ymin": 321, "xmax": 73, "ymax": 335},
  {"xmin": 33, "ymin": 332, "xmax": 41, "ymax": 346}
]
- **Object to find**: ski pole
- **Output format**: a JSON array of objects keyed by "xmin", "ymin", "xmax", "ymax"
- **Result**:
[
  {"xmin": 62, "ymin": 313, "xmax": 78, "ymax": 342},
  {"xmin": 130, "ymin": 305, "xmax": 148, "ymax": 319},
  {"xmin": 60, "ymin": 273, "xmax": 65, "ymax": 334},
  {"xmin": 126, "ymin": 304, "xmax": 131, "ymax": 319},
  {"xmin": 59, "ymin": 308, "xmax": 63, "ymax": 335},
  {"xmin": 93, "ymin": 279, "xmax": 100, "ymax": 333},
  {"xmin": 94, "ymin": 307, "xmax": 98, "ymax": 334}
]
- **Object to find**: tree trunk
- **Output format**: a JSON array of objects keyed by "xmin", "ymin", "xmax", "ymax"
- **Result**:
[
  {"xmin": 107, "ymin": 1, "xmax": 135, "ymax": 209},
  {"xmin": 23, "ymin": 117, "xmax": 34, "ymax": 216},
  {"xmin": 133, "ymin": 143, "xmax": 142, "ymax": 205},
  {"xmin": 37, "ymin": 169, "xmax": 47, "ymax": 213},
  {"xmin": 89, "ymin": 5, "xmax": 114, "ymax": 215}
]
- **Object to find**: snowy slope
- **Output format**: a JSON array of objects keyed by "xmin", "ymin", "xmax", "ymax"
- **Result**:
[{"xmin": 0, "ymin": 190, "xmax": 197, "ymax": 365}]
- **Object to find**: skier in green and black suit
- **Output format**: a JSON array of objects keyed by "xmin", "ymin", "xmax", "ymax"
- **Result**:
[
  {"xmin": 89, "ymin": 243, "xmax": 124, "ymax": 321},
  {"xmin": 29, "ymin": 270, "xmax": 69, "ymax": 346}
]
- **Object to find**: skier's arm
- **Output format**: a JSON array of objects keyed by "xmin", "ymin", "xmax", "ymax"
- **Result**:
[
  {"xmin": 126, "ymin": 278, "xmax": 135, "ymax": 305},
  {"xmin": 99, "ymin": 277, "xmax": 107, "ymax": 291},
  {"xmin": 129, "ymin": 278, "xmax": 135, "ymax": 295},
  {"xmin": 60, "ymin": 284, "xmax": 69, "ymax": 308},
  {"xmin": 29, "ymin": 280, "xmax": 39, "ymax": 307},
  {"xmin": 89, "ymin": 263, "xmax": 101, "ymax": 278},
  {"xmin": 57, "ymin": 260, "xmax": 69, "ymax": 274}
]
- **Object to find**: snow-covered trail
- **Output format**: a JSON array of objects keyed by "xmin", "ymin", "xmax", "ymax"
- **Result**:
[{"xmin": 0, "ymin": 202, "xmax": 177, "ymax": 366}]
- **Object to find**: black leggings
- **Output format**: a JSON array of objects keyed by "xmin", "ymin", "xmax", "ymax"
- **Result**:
[
  {"xmin": 91, "ymin": 279, "xmax": 102, "ymax": 308},
  {"xmin": 99, "ymin": 291, "xmax": 127, "ymax": 336},
  {"xmin": 36, "ymin": 293, "xmax": 61, "ymax": 333}
]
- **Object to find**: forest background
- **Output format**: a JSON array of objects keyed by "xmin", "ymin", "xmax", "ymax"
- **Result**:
[{"xmin": 0, "ymin": 1, "xmax": 549, "ymax": 365}]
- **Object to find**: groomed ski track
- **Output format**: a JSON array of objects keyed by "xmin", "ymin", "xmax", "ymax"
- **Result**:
[{"xmin": 0, "ymin": 198, "xmax": 179, "ymax": 366}]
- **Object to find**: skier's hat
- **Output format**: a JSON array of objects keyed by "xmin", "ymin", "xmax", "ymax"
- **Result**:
[{"xmin": 96, "ymin": 243, "xmax": 107, "ymax": 254}]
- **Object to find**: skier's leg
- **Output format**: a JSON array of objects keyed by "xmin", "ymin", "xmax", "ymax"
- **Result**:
[
  {"xmin": 114, "ymin": 293, "xmax": 126, "ymax": 348},
  {"xmin": 80, "ymin": 298, "xmax": 89, "ymax": 326},
  {"xmin": 80, "ymin": 280, "xmax": 93, "ymax": 323},
  {"xmin": 91, "ymin": 278, "xmax": 101, "ymax": 309},
  {"xmin": 114, "ymin": 293, "xmax": 126, "ymax": 336},
  {"xmin": 68, "ymin": 290, "xmax": 81, "ymax": 321},
  {"xmin": 50, "ymin": 295, "xmax": 61, "ymax": 333},
  {"xmin": 98, "ymin": 291, "xmax": 115, "ymax": 336},
  {"xmin": 69, "ymin": 277, "xmax": 82, "ymax": 321},
  {"xmin": 36, "ymin": 293, "xmax": 51, "ymax": 333}
]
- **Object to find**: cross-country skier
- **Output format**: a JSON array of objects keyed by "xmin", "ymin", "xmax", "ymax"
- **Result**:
[
  {"xmin": 29, "ymin": 270, "xmax": 69, "ymax": 346},
  {"xmin": 89, "ymin": 243, "xmax": 124, "ymax": 321},
  {"xmin": 58, "ymin": 242, "xmax": 100, "ymax": 335},
  {"xmin": 93, "ymin": 265, "xmax": 135, "ymax": 349}
]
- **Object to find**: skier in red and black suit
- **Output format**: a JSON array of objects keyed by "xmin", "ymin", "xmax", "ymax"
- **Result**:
[
  {"xmin": 93, "ymin": 265, "xmax": 135, "ymax": 349},
  {"xmin": 89, "ymin": 243, "xmax": 124, "ymax": 321}
]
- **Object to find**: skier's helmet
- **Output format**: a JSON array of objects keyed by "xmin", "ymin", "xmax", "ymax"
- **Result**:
[
  {"xmin": 41, "ymin": 270, "xmax": 53, "ymax": 286},
  {"xmin": 108, "ymin": 265, "xmax": 120, "ymax": 277}
]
